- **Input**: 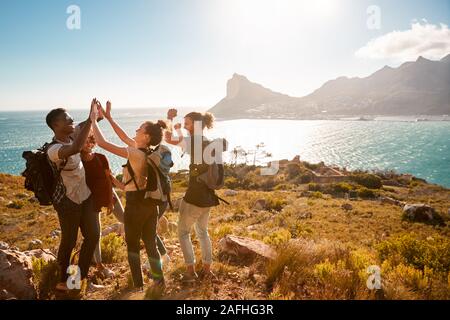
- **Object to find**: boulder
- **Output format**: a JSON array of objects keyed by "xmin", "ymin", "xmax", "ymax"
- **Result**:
[
  {"xmin": 402, "ymin": 204, "xmax": 445, "ymax": 226},
  {"xmin": 218, "ymin": 235, "xmax": 277, "ymax": 263},
  {"xmin": 224, "ymin": 190, "xmax": 238, "ymax": 197},
  {"xmin": 253, "ymin": 199, "xmax": 267, "ymax": 211},
  {"xmin": 23, "ymin": 249, "xmax": 56, "ymax": 263},
  {"xmin": 0, "ymin": 249, "xmax": 37, "ymax": 300},
  {"xmin": 0, "ymin": 241, "xmax": 9, "ymax": 250}
]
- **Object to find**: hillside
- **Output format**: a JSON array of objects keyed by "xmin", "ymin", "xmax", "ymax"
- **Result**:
[
  {"xmin": 1, "ymin": 161, "xmax": 449, "ymax": 300},
  {"xmin": 209, "ymin": 55, "xmax": 450, "ymax": 119}
]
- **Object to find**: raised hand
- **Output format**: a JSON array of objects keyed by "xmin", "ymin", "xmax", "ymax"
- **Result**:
[
  {"xmin": 95, "ymin": 100, "xmax": 105, "ymax": 122},
  {"xmin": 90, "ymin": 101, "xmax": 98, "ymax": 123},
  {"xmin": 89, "ymin": 98, "xmax": 97, "ymax": 118},
  {"xmin": 167, "ymin": 108, "xmax": 178, "ymax": 120},
  {"xmin": 105, "ymin": 101, "xmax": 112, "ymax": 120}
]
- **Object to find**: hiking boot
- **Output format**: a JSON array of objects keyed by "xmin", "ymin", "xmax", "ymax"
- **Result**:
[{"xmin": 181, "ymin": 271, "xmax": 198, "ymax": 284}]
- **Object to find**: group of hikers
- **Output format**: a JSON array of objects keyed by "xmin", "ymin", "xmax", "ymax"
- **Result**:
[{"xmin": 25, "ymin": 99, "xmax": 226, "ymax": 294}]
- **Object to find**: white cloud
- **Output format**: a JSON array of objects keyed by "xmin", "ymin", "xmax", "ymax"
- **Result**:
[{"xmin": 355, "ymin": 22, "xmax": 450, "ymax": 62}]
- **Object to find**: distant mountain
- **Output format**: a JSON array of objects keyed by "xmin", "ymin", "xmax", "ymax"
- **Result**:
[{"xmin": 209, "ymin": 55, "xmax": 450, "ymax": 119}]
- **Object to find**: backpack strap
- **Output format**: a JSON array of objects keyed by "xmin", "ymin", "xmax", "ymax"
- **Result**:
[
  {"xmin": 215, "ymin": 194, "xmax": 230, "ymax": 205},
  {"xmin": 123, "ymin": 161, "xmax": 141, "ymax": 191},
  {"xmin": 45, "ymin": 141, "xmax": 68, "ymax": 173}
]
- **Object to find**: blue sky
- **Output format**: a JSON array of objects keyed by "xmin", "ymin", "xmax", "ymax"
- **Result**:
[{"xmin": 0, "ymin": 0, "xmax": 449, "ymax": 110}]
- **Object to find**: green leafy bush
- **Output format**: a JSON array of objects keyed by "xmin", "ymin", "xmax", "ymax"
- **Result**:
[
  {"xmin": 332, "ymin": 182, "xmax": 353, "ymax": 194},
  {"xmin": 357, "ymin": 187, "xmax": 377, "ymax": 199},
  {"xmin": 266, "ymin": 197, "xmax": 288, "ymax": 212},
  {"xmin": 350, "ymin": 173, "xmax": 382, "ymax": 189},
  {"xmin": 32, "ymin": 257, "xmax": 60, "ymax": 299},
  {"xmin": 101, "ymin": 233, "xmax": 126, "ymax": 264},
  {"xmin": 308, "ymin": 183, "xmax": 321, "ymax": 192},
  {"xmin": 263, "ymin": 228, "xmax": 292, "ymax": 245},
  {"xmin": 309, "ymin": 191, "xmax": 324, "ymax": 199},
  {"xmin": 377, "ymin": 234, "xmax": 450, "ymax": 273}
]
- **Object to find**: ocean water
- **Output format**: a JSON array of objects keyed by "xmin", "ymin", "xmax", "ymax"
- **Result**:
[{"xmin": 0, "ymin": 109, "xmax": 449, "ymax": 187}]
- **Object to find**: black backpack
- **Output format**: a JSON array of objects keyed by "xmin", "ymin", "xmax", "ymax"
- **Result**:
[{"xmin": 22, "ymin": 141, "xmax": 64, "ymax": 206}]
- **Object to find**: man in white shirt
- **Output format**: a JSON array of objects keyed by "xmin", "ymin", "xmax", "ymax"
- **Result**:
[{"xmin": 45, "ymin": 99, "xmax": 100, "ymax": 292}]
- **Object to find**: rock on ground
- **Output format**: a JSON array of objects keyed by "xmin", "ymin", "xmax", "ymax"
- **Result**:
[
  {"xmin": 219, "ymin": 235, "xmax": 277, "ymax": 263},
  {"xmin": 224, "ymin": 190, "xmax": 238, "ymax": 197},
  {"xmin": 0, "ymin": 249, "xmax": 36, "ymax": 299},
  {"xmin": 0, "ymin": 241, "xmax": 9, "ymax": 250},
  {"xmin": 402, "ymin": 204, "xmax": 445, "ymax": 226},
  {"xmin": 253, "ymin": 199, "xmax": 267, "ymax": 211}
]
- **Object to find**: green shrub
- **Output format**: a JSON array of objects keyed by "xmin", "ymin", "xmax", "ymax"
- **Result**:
[
  {"xmin": 213, "ymin": 224, "xmax": 234, "ymax": 239},
  {"xmin": 377, "ymin": 234, "xmax": 450, "ymax": 273},
  {"xmin": 303, "ymin": 162, "xmax": 323, "ymax": 171},
  {"xmin": 101, "ymin": 233, "xmax": 126, "ymax": 264},
  {"xmin": 310, "ymin": 191, "xmax": 323, "ymax": 199},
  {"xmin": 263, "ymin": 229, "xmax": 292, "ymax": 245},
  {"xmin": 332, "ymin": 182, "xmax": 353, "ymax": 194},
  {"xmin": 357, "ymin": 187, "xmax": 377, "ymax": 199},
  {"xmin": 32, "ymin": 257, "xmax": 60, "ymax": 299},
  {"xmin": 308, "ymin": 183, "xmax": 321, "ymax": 192},
  {"xmin": 224, "ymin": 176, "xmax": 240, "ymax": 189},
  {"xmin": 350, "ymin": 173, "xmax": 382, "ymax": 189},
  {"xmin": 266, "ymin": 197, "xmax": 288, "ymax": 212}
]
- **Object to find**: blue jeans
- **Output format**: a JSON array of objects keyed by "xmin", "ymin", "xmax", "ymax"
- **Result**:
[{"xmin": 178, "ymin": 200, "xmax": 212, "ymax": 266}]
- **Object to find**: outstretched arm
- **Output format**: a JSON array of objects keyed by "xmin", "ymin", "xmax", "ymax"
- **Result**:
[
  {"xmin": 57, "ymin": 99, "xmax": 95, "ymax": 159},
  {"xmin": 111, "ymin": 174, "xmax": 125, "ymax": 190},
  {"xmin": 91, "ymin": 106, "xmax": 128, "ymax": 159},
  {"xmin": 101, "ymin": 101, "xmax": 136, "ymax": 147}
]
